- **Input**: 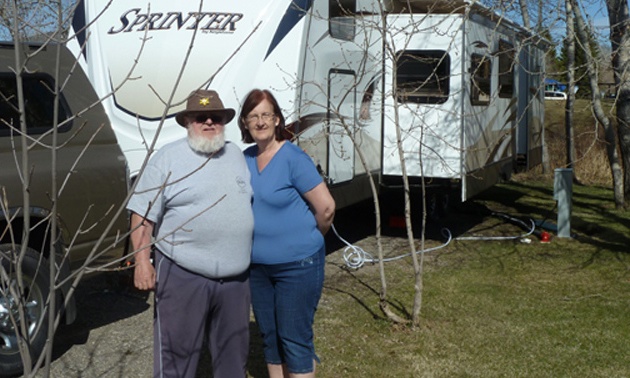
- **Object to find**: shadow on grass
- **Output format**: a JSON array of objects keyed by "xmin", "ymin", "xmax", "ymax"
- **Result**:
[
  {"xmin": 475, "ymin": 181, "xmax": 630, "ymax": 255},
  {"xmin": 323, "ymin": 181, "xmax": 629, "ymax": 323},
  {"xmin": 323, "ymin": 262, "xmax": 412, "ymax": 322}
]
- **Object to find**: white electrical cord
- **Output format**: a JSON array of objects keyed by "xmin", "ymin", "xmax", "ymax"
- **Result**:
[
  {"xmin": 332, "ymin": 212, "xmax": 536, "ymax": 270},
  {"xmin": 332, "ymin": 224, "xmax": 453, "ymax": 270},
  {"xmin": 453, "ymin": 213, "xmax": 536, "ymax": 241}
]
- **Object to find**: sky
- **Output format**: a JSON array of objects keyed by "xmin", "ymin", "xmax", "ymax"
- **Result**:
[
  {"xmin": 583, "ymin": 0, "xmax": 611, "ymax": 39},
  {"xmin": 487, "ymin": 0, "xmax": 611, "ymax": 44}
]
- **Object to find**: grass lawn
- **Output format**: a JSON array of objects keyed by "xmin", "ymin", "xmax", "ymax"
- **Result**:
[
  {"xmin": 313, "ymin": 179, "xmax": 630, "ymax": 377},
  {"xmin": 244, "ymin": 98, "xmax": 628, "ymax": 377}
]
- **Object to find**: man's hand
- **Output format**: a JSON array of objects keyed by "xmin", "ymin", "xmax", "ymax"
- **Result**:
[{"xmin": 134, "ymin": 258, "xmax": 156, "ymax": 290}]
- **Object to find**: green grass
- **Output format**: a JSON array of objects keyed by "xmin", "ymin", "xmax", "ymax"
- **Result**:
[
  {"xmin": 245, "ymin": 99, "xmax": 629, "ymax": 377},
  {"xmin": 313, "ymin": 181, "xmax": 630, "ymax": 377},
  {"xmin": 309, "ymin": 100, "xmax": 630, "ymax": 377}
]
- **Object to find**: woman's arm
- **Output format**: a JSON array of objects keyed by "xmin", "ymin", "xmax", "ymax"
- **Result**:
[{"xmin": 303, "ymin": 182, "xmax": 336, "ymax": 235}]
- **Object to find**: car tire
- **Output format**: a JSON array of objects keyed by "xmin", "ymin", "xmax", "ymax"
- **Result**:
[{"xmin": 0, "ymin": 244, "xmax": 52, "ymax": 377}]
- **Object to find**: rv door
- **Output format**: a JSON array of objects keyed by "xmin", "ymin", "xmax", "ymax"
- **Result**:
[{"xmin": 327, "ymin": 69, "xmax": 356, "ymax": 184}]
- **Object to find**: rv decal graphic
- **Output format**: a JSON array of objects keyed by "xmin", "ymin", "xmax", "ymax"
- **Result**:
[
  {"xmin": 107, "ymin": 9, "xmax": 243, "ymax": 34},
  {"xmin": 266, "ymin": 0, "xmax": 313, "ymax": 59}
]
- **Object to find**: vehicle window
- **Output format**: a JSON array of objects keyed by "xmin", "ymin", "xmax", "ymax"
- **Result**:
[
  {"xmin": 544, "ymin": 91, "xmax": 567, "ymax": 99},
  {"xmin": 0, "ymin": 73, "xmax": 71, "ymax": 136},
  {"xmin": 395, "ymin": 50, "xmax": 450, "ymax": 104},
  {"xmin": 330, "ymin": 0, "xmax": 355, "ymax": 40},
  {"xmin": 498, "ymin": 40, "xmax": 514, "ymax": 98},
  {"xmin": 470, "ymin": 53, "xmax": 491, "ymax": 106}
]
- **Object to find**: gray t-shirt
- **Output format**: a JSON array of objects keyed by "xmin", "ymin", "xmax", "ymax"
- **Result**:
[{"xmin": 127, "ymin": 139, "xmax": 253, "ymax": 278}]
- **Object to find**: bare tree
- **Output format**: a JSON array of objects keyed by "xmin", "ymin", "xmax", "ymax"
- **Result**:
[
  {"xmin": 565, "ymin": 0, "xmax": 580, "ymax": 179},
  {"xmin": 606, "ymin": 0, "xmax": 630, "ymax": 206},
  {"xmin": 515, "ymin": 0, "xmax": 553, "ymax": 176},
  {"xmin": 1, "ymin": 1, "xmax": 275, "ymax": 375},
  {"xmin": 2, "ymin": 3, "xmax": 66, "ymax": 375},
  {"xmin": 503, "ymin": 0, "xmax": 627, "ymax": 206},
  {"xmin": 295, "ymin": 2, "xmax": 409, "ymax": 324},
  {"xmin": 1, "ymin": 2, "xmax": 158, "ymax": 376},
  {"xmin": 1, "ymin": 2, "xmax": 560, "ymax": 375},
  {"xmin": 570, "ymin": 0, "xmax": 625, "ymax": 207}
]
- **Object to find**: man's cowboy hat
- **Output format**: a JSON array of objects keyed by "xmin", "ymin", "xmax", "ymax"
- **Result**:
[{"xmin": 175, "ymin": 89, "xmax": 235, "ymax": 126}]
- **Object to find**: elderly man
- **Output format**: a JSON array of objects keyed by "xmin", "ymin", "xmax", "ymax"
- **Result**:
[{"xmin": 127, "ymin": 89, "xmax": 253, "ymax": 378}]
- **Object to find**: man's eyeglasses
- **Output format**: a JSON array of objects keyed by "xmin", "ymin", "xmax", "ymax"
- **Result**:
[
  {"xmin": 193, "ymin": 114, "xmax": 224, "ymax": 124},
  {"xmin": 245, "ymin": 112, "xmax": 275, "ymax": 124}
]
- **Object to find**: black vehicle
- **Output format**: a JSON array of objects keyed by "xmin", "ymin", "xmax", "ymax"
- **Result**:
[{"xmin": 0, "ymin": 42, "xmax": 129, "ymax": 377}]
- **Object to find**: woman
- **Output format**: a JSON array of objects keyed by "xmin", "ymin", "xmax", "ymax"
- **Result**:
[{"xmin": 239, "ymin": 89, "xmax": 335, "ymax": 378}]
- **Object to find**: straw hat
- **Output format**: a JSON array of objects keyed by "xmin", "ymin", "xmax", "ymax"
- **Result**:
[{"xmin": 175, "ymin": 89, "xmax": 235, "ymax": 126}]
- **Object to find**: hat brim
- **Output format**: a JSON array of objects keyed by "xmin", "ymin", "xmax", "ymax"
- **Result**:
[{"xmin": 176, "ymin": 109, "xmax": 236, "ymax": 127}]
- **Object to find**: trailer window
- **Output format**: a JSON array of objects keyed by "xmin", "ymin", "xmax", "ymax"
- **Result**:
[
  {"xmin": 330, "ymin": 0, "xmax": 355, "ymax": 40},
  {"xmin": 395, "ymin": 50, "xmax": 450, "ymax": 104},
  {"xmin": 0, "ymin": 74, "xmax": 71, "ymax": 136},
  {"xmin": 498, "ymin": 40, "xmax": 515, "ymax": 98},
  {"xmin": 470, "ymin": 54, "xmax": 491, "ymax": 106}
]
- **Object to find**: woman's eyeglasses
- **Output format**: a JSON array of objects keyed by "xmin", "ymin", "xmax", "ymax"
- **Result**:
[{"xmin": 245, "ymin": 112, "xmax": 275, "ymax": 124}]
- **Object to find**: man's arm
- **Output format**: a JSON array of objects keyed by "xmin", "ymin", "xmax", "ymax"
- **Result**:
[{"xmin": 130, "ymin": 212, "xmax": 156, "ymax": 290}]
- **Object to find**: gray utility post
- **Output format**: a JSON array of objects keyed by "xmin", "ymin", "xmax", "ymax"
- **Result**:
[{"xmin": 553, "ymin": 168, "xmax": 573, "ymax": 238}]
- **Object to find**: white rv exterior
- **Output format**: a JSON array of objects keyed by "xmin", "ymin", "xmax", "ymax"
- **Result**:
[
  {"xmin": 379, "ymin": 4, "xmax": 547, "ymax": 201},
  {"xmin": 71, "ymin": 0, "xmax": 546, "ymax": 209}
]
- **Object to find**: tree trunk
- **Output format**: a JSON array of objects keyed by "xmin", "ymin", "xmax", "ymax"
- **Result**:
[
  {"xmin": 564, "ymin": 0, "xmax": 580, "ymax": 180},
  {"xmin": 375, "ymin": 10, "xmax": 410, "ymax": 324},
  {"xmin": 536, "ymin": 0, "xmax": 543, "ymax": 31},
  {"xmin": 606, "ymin": 0, "xmax": 630, "ymax": 207},
  {"xmin": 571, "ymin": 0, "xmax": 625, "ymax": 207},
  {"xmin": 523, "ymin": 0, "xmax": 552, "ymax": 174},
  {"xmin": 519, "ymin": 0, "xmax": 531, "ymax": 29}
]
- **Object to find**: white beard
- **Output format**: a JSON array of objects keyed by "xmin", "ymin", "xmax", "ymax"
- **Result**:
[{"xmin": 187, "ymin": 131, "xmax": 225, "ymax": 154}]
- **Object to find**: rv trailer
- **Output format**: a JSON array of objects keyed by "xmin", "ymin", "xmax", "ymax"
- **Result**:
[
  {"xmin": 379, "ymin": 1, "xmax": 547, "ymax": 204},
  {"xmin": 70, "ymin": 0, "xmax": 547, "ymax": 210}
]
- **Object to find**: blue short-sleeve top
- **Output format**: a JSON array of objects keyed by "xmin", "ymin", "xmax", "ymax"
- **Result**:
[{"xmin": 244, "ymin": 142, "xmax": 324, "ymax": 264}]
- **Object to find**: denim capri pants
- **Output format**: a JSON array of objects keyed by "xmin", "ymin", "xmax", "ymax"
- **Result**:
[{"xmin": 250, "ymin": 247, "xmax": 325, "ymax": 374}]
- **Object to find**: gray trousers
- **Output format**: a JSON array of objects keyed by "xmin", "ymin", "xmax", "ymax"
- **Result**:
[{"xmin": 154, "ymin": 250, "xmax": 250, "ymax": 378}]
